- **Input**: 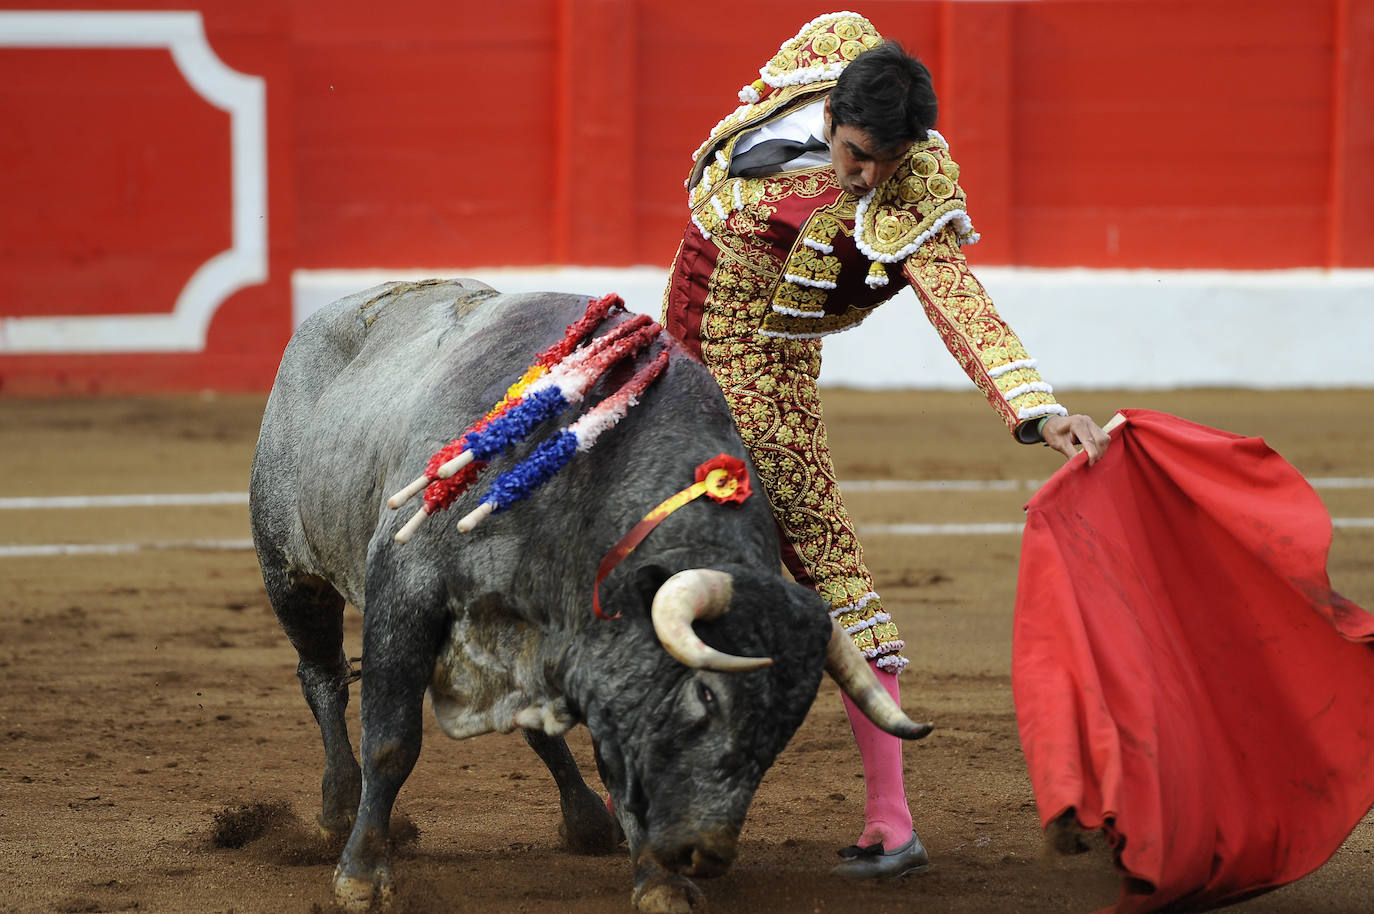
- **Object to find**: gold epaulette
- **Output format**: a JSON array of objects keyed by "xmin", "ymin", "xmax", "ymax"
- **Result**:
[
  {"xmin": 854, "ymin": 131, "xmax": 979, "ymax": 270},
  {"xmin": 759, "ymin": 134, "xmax": 980, "ymax": 340}
]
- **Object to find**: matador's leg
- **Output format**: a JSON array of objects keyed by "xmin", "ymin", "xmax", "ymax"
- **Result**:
[
  {"xmin": 700, "ymin": 334, "xmax": 918, "ymax": 853},
  {"xmin": 698, "ymin": 336, "xmax": 907, "ymax": 672}
]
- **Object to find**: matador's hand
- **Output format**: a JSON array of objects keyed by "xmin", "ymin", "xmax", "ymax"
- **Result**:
[{"xmin": 1041, "ymin": 414, "xmax": 1111, "ymax": 465}]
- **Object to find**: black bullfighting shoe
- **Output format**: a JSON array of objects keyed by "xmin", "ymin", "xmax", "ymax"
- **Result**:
[{"xmin": 830, "ymin": 830, "xmax": 931, "ymax": 880}]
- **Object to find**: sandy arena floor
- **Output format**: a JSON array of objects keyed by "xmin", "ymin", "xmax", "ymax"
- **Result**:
[{"xmin": 1, "ymin": 388, "xmax": 1372, "ymax": 914}]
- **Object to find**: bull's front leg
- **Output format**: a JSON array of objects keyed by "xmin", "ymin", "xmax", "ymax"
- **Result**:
[
  {"xmin": 332, "ymin": 590, "xmax": 444, "ymax": 912},
  {"xmin": 522, "ymin": 729, "xmax": 623, "ymax": 854}
]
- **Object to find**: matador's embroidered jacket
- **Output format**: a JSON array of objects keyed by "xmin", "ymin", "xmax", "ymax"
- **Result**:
[{"xmin": 662, "ymin": 12, "xmax": 1067, "ymax": 671}]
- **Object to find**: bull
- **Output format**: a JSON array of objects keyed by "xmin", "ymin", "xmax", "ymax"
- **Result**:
[{"xmin": 248, "ymin": 278, "xmax": 930, "ymax": 912}]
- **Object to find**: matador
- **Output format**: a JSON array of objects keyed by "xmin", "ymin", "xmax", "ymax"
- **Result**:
[{"xmin": 661, "ymin": 11, "xmax": 1109, "ymax": 878}]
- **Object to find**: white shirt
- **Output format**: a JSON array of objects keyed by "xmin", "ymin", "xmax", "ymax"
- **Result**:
[{"xmin": 730, "ymin": 99, "xmax": 831, "ymax": 176}]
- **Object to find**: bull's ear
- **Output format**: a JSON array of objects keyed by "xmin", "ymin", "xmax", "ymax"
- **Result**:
[{"xmin": 627, "ymin": 563, "xmax": 674, "ymax": 618}]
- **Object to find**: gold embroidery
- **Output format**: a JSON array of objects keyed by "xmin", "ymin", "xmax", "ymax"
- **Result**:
[
  {"xmin": 770, "ymin": 282, "xmax": 828, "ymax": 315},
  {"xmin": 803, "ymin": 212, "xmax": 843, "ymax": 248},
  {"xmin": 903, "ymin": 229, "xmax": 1062, "ymax": 432},
  {"xmin": 898, "ymin": 176, "xmax": 927, "ymax": 204},
  {"xmin": 834, "ymin": 19, "xmax": 866, "ymax": 41},
  {"xmin": 763, "ymin": 170, "xmax": 837, "ymax": 200},
  {"xmin": 875, "ymin": 212, "xmax": 912, "ymax": 244},
  {"xmin": 840, "ymin": 39, "xmax": 867, "ymax": 60},
  {"xmin": 855, "ymin": 134, "xmax": 978, "ymax": 261},
  {"xmin": 762, "ymin": 13, "xmax": 882, "ymax": 83},
  {"xmin": 926, "ymin": 174, "xmax": 955, "ymax": 200},
  {"xmin": 782, "ymin": 247, "xmax": 842, "ymax": 285},
  {"xmin": 912, "ymin": 152, "xmax": 939, "ymax": 178},
  {"xmin": 760, "ymin": 309, "xmax": 877, "ymax": 338},
  {"xmin": 696, "ymin": 327, "xmax": 907, "ymax": 670},
  {"xmin": 688, "ymin": 13, "xmax": 885, "ymax": 201},
  {"xmin": 811, "ymin": 33, "xmax": 840, "ymax": 56}
]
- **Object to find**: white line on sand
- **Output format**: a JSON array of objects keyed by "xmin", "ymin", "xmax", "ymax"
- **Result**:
[
  {"xmin": 1, "ymin": 483, "xmax": 1370, "ymax": 555},
  {"xmin": 0, "ymin": 539, "xmax": 255, "ymax": 558},
  {"xmin": 2, "ymin": 476, "xmax": 1371, "ymax": 509}
]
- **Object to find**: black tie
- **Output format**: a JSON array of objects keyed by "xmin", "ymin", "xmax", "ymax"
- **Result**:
[{"xmin": 730, "ymin": 136, "xmax": 829, "ymax": 178}]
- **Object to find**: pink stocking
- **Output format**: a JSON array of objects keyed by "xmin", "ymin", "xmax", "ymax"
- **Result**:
[{"xmin": 839, "ymin": 665, "xmax": 913, "ymax": 848}]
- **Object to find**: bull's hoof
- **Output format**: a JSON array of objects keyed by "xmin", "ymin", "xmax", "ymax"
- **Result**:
[
  {"xmin": 317, "ymin": 811, "xmax": 355, "ymax": 844},
  {"xmin": 631, "ymin": 873, "xmax": 706, "ymax": 914},
  {"xmin": 332, "ymin": 869, "xmax": 393, "ymax": 912},
  {"xmin": 558, "ymin": 791, "xmax": 624, "ymax": 855}
]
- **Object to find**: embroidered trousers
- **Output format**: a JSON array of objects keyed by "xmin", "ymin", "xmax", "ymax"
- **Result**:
[{"xmin": 667, "ymin": 265, "xmax": 909, "ymax": 672}]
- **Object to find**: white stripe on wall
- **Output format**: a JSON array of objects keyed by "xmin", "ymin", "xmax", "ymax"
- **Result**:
[{"xmin": 292, "ymin": 267, "xmax": 1374, "ymax": 391}]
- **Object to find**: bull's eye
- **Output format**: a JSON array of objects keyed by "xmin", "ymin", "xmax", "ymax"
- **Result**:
[{"xmin": 696, "ymin": 681, "xmax": 717, "ymax": 713}]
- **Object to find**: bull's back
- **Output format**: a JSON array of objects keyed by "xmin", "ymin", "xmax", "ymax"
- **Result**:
[{"xmin": 250, "ymin": 281, "xmax": 600, "ymax": 603}]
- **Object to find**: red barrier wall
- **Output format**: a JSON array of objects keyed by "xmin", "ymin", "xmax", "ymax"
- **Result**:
[{"xmin": 2, "ymin": 0, "xmax": 1371, "ymax": 393}]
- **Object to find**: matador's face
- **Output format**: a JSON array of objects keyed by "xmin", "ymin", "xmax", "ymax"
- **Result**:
[{"xmin": 823, "ymin": 97, "xmax": 907, "ymax": 198}]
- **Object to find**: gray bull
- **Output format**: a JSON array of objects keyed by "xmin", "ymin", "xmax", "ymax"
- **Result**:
[{"xmin": 248, "ymin": 279, "xmax": 930, "ymax": 912}]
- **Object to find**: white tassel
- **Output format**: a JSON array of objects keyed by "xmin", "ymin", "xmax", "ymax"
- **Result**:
[
  {"xmin": 458, "ymin": 501, "xmax": 495, "ymax": 534},
  {"xmin": 387, "ymin": 473, "xmax": 431, "ymax": 509},
  {"xmin": 394, "ymin": 506, "xmax": 430, "ymax": 544},
  {"xmin": 435, "ymin": 450, "xmax": 475, "ymax": 479}
]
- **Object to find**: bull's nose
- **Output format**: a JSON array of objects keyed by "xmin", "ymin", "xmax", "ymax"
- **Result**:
[
  {"xmin": 685, "ymin": 844, "xmax": 733, "ymax": 878},
  {"xmin": 651, "ymin": 828, "xmax": 738, "ymax": 878}
]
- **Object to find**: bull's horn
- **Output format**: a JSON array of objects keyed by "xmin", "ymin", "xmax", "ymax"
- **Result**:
[
  {"xmin": 651, "ymin": 570, "xmax": 773, "ymax": 672},
  {"xmin": 825, "ymin": 621, "xmax": 932, "ymax": 740}
]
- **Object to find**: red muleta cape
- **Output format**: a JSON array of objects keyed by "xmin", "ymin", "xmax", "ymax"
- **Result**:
[{"xmin": 1013, "ymin": 408, "xmax": 1374, "ymax": 913}]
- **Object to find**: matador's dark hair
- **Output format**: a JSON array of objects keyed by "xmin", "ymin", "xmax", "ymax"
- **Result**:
[{"xmin": 828, "ymin": 41, "xmax": 938, "ymax": 154}]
